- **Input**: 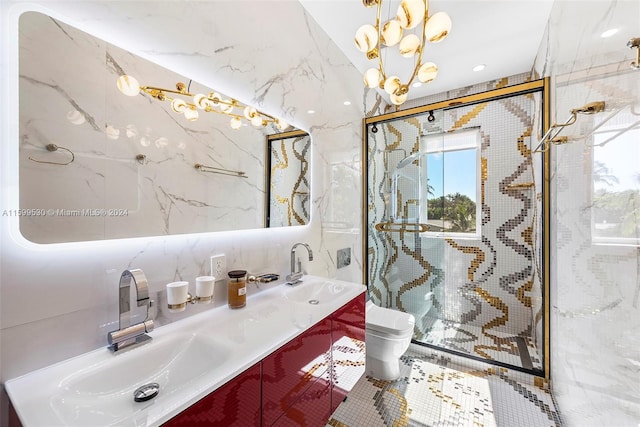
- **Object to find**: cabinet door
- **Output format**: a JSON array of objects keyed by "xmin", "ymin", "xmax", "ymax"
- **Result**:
[
  {"xmin": 162, "ymin": 363, "xmax": 261, "ymax": 427},
  {"xmin": 272, "ymin": 375, "xmax": 331, "ymax": 426},
  {"xmin": 8, "ymin": 400, "xmax": 23, "ymax": 427},
  {"xmin": 262, "ymin": 318, "xmax": 331, "ymax": 426},
  {"xmin": 330, "ymin": 294, "xmax": 366, "ymax": 413}
]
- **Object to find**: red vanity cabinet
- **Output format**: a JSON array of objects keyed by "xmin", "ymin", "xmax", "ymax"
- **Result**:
[
  {"xmin": 271, "ymin": 371, "xmax": 332, "ymax": 426},
  {"xmin": 329, "ymin": 293, "xmax": 366, "ymax": 413},
  {"xmin": 262, "ymin": 318, "xmax": 332, "ymax": 426},
  {"xmin": 162, "ymin": 363, "xmax": 261, "ymax": 427},
  {"xmin": 143, "ymin": 292, "xmax": 365, "ymax": 427}
]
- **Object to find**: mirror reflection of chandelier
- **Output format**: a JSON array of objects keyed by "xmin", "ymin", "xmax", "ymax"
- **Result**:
[
  {"xmin": 355, "ymin": 0, "xmax": 452, "ymax": 105},
  {"xmin": 116, "ymin": 75, "xmax": 289, "ymax": 131}
]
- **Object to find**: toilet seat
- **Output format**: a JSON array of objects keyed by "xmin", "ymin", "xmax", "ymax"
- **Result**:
[{"xmin": 366, "ymin": 301, "xmax": 415, "ymax": 336}]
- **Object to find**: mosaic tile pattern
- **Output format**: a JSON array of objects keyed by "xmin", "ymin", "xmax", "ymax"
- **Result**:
[
  {"xmin": 327, "ymin": 344, "xmax": 562, "ymax": 427},
  {"xmin": 332, "ymin": 335, "xmax": 367, "ymax": 394},
  {"xmin": 269, "ymin": 134, "xmax": 311, "ymax": 227},
  {"xmin": 367, "ymin": 76, "xmax": 544, "ymax": 371}
]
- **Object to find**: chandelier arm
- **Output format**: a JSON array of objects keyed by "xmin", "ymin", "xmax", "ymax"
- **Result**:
[
  {"xmin": 406, "ymin": 1, "xmax": 429, "ymax": 87},
  {"xmin": 376, "ymin": 1, "xmax": 386, "ymax": 84},
  {"xmin": 140, "ymin": 85, "xmax": 188, "ymax": 96}
]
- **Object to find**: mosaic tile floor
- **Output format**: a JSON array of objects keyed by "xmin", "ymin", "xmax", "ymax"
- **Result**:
[
  {"xmin": 327, "ymin": 344, "xmax": 562, "ymax": 427},
  {"xmin": 419, "ymin": 316, "xmax": 543, "ymax": 371}
]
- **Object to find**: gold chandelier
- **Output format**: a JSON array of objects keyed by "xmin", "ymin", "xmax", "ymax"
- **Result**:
[
  {"xmin": 116, "ymin": 75, "xmax": 289, "ymax": 131},
  {"xmin": 355, "ymin": 0, "xmax": 452, "ymax": 105}
]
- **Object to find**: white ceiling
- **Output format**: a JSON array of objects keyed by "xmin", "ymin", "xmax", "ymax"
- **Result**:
[{"xmin": 299, "ymin": 0, "xmax": 555, "ymax": 102}]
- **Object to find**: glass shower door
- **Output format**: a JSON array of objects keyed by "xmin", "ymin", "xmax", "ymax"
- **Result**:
[{"xmin": 366, "ymin": 113, "xmax": 446, "ymax": 338}]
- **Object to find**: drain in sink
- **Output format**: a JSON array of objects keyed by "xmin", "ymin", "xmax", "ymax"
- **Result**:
[{"xmin": 133, "ymin": 383, "xmax": 160, "ymax": 402}]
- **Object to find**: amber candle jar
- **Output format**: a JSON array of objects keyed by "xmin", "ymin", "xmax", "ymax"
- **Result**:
[{"xmin": 227, "ymin": 270, "xmax": 247, "ymax": 309}]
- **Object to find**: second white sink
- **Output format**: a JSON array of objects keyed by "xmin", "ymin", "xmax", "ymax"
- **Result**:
[{"xmin": 283, "ymin": 279, "xmax": 349, "ymax": 305}]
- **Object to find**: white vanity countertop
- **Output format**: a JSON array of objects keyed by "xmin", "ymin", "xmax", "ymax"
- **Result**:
[{"xmin": 5, "ymin": 275, "xmax": 365, "ymax": 427}]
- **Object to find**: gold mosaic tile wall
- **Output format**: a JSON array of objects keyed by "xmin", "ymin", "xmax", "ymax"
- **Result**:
[{"xmin": 367, "ymin": 76, "xmax": 544, "ymax": 366}]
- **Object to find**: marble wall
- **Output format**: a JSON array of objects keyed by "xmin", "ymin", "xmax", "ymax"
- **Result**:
[
  {"xmin": 0, "ymin": 0, "xmax": 372, "ymax": 397},
  {"xmin": 534, "ymin": 1, "xmax": 640, "ymax": 425}
]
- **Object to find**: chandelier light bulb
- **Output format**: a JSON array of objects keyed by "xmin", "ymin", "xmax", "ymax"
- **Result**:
[
  {"xmin": 244, "ymin": 106, "xmax": 257, "ymax": 120},
  {"xmin": 230, "ymin": 117, "xmax": 242, "ymax": 129},
  {"xmin": 116, "ymin": 75, "xmax": 140, "ymax": 96},
  {"xmin": 390, "ymin": 92, "xmax": 408, "ymax": 105},
  {"xmin": 363, "ymin": 68, "xmax": 382, "ymax": 88},
  {"xmin": 251, "ymin": 115, "xmax": 264, "ymax": 127},
  {"xmin": 184, "ymin": 107, "xmax": 199, "ymax": 121},
  {"xmin": 417, "ymin": 62, "xmax": 438, "ymax": 83},
  {"xmin": 171, "ymin": 99, "xmax": 187, "ymax": 113},
  {"xmin": 396, "ymin": 0, "xmax": 425, "ymax": 30},
  {"xmin": 425, "ymin": 12, "xmax": 452, "ymax": 43},
  {"xmin": 381, "ymin": 19, "xmax": 403, "ymax": 46},
  {"xmin": 194, "ymin": 94, "xmax": 209, "ymax": 109},
  {"xmin": 355, "ymin": 24, "xmax": 379, "ymax": 53},
  {"xmin": 209, "ymin": 92, "xmax": 222, "ymax": 106},
  {"xmin": 399, "ymin": 34, "xmax": 421, "ymax": 57},
  {"xmin": 383, "ymin": 76, "xmax": 401, "ymax": 95}
]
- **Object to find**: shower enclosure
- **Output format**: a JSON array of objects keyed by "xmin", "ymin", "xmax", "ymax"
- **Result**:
[{"xmin": 365, "ymin": 80, "xmax": 548, "ymax": 375}]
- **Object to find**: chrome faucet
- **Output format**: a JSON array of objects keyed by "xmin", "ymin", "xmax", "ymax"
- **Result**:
[
  {"xmin": 286, "ymin": 243, "xmax": 313, "ymax": 285},
  {"xmin": 107, "ymin": 269, "xmax": 154, "ymax": 352}
]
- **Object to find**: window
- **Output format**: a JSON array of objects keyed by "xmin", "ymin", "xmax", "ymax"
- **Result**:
[
  {"xmin": 422, "ymin": 129, "xmax": 481, "ymax": 237},
  {"xmin": 388, "ymin": 128, "xmax": 480, "ymax": 237},
  {"xmin": 591, "ymin": 111, "xmax": 640, "ymax": 245}
]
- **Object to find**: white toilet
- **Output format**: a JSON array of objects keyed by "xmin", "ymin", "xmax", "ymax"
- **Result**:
[{"xmin": 365, "ymin": 300, "xmax": 415, "ymax": 381}]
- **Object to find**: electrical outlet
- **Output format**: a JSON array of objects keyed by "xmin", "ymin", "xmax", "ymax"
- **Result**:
[{"xmin": 210, "ymin": 254, "xmax": 226, "ymax": 280}]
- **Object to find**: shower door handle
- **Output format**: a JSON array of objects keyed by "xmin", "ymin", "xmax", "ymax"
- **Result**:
[{"xmin": 374, "ymin": 222, "xmax": 429, "ymax": 233}]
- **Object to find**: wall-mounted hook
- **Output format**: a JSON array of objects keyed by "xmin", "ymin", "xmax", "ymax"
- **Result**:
[{"xmin": 28, "ymin": 144, "xmax": 75, "ymax": 165}]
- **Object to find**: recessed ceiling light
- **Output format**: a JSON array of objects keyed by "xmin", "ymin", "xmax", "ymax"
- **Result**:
[
  {"xmin": 412, "ymin": 82, "xmax": 422, "ymax": 88},
  {"xmin": 600, "ymin": 28, "xmax": 618, "ymax": 38},
  {"xmin": 307, "ymin": 110, "xmax": 315, "ymax": 114},
  {"xmin": 472, "ymin": 64, "xmax": 486, "ymax": 72},
  {"xmin": 343, "ymin": 101, "xmax": 351, "ymax": 106}
]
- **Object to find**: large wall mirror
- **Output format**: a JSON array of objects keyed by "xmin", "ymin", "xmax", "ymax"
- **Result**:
[{"xmin": 18, "ymin": 11, "xmax": 309, "ymax": 244}]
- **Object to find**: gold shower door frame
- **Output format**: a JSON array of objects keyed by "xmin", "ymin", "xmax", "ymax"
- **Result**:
[{"xmin": 361, "ymin": 78, "xmax": 551, "ymax": 379}]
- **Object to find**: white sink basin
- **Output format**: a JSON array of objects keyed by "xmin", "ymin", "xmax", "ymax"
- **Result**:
[
  {"xmin": 49, "ymin": 333, "xmax": 229, "ymax": 426},
  {"xmin": 284, "ymin": 279, "xmax": 350, "ymax": 305}
]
